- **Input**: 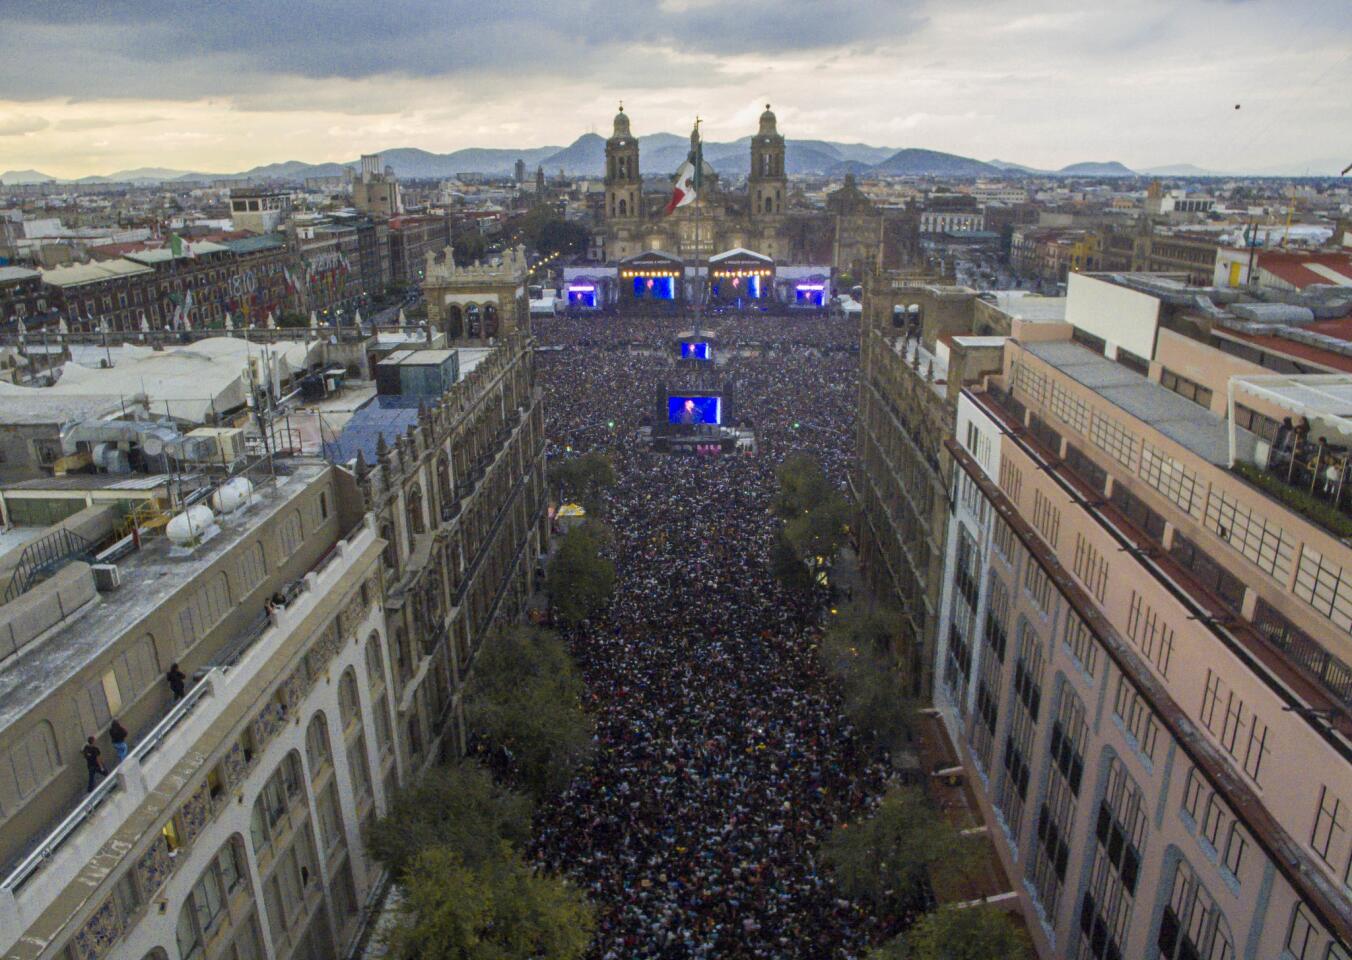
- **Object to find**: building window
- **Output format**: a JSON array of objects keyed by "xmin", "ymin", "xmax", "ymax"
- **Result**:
[
  {"xmin": 1158, "ymin": 859, "xmax": 1234, "ymax": 960},
  {"xmin": 1072, "ymin": 534, "xmax": 1109, "ymax": 604},
  {"xmin": 1125, "ymin": 592, "xmax": 1174, "ymax": 678},
  {"xmin": 1182, "ymin": 767, "xmax": 1205, "ymax": 822},
  {"xmin": 1160, "ymin": 368, "xmax": 1215, "ymax": 409},
  {"xmin": 1063, "ymin": 612, "xmax": 1099, "ymax": 678},
  {"xmin": 1076, "ymin": 757, "xmax": 1147, "ymax": 960},
  {"xmin": 1029, "ymin": 686, "xmax": 1088, "ymax": 918},
  {"xmin": 1113, "ymin": 674, "xmax": 1160, "ymax": 763},
  {"xmin": 1312, "ymin": 785, "xmax": 1346, "ymax": 864},
  {"xmin": 1287, "ymin": 903, "xmax": 1319, "ymax": 960},
  {"xmin": 1032, "ymin": 489, "xmax": 1061, "ymax": 549},
  {"xmin": 1089, "ymin": 410, "xmax": 1138, "ymax": 469}
]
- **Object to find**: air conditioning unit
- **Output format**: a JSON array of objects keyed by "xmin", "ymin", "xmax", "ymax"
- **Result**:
[
  {"xmin": 91, "ymin": 563, "xmax": 122, "ymax": 592},
  {"xmin": 183, "ymin": 428, "xmax": 247, "ymax": 464}
]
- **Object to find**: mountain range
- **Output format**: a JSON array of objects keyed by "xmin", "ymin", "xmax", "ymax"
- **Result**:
[{"xmin": 1, "ymin": 134, "xmax": 1338, "ymax": 186}]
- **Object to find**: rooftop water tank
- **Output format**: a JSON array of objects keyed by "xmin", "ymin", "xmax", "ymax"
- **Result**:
[
  {"xmin": 210, "ymin": 477, "xmax": 255, "ymax": 515},
  {"xmin": 166, "ymin": 505, "xmax": 216, "ymax": 547}
]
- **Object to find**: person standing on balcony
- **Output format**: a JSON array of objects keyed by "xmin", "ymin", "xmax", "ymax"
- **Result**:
[
  {"xmin": 166, "ymin": 663, "xmax": 186, "ymax": 701},
  {"xmin": 82, "ymin": 737, "xmax": 107, "ymax": 793},
  {"xmin": 109, "ymin": 719, "xmax": 128, "ymax": 763}
]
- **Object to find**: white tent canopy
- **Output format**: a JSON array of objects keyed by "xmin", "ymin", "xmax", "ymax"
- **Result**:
[{"xmin": 0, "ymin": 337, "xmax": 318, "ymax": 424}]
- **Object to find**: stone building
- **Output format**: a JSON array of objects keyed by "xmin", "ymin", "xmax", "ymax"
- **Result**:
[
  {"xmin": 596, "ymin": 106, "xmax": 918, "ymax": 271},
  {"xmin": 0, "ymin": 333, "xmax": 546, "ymax": 960},
  {"xmin": 352, "ymin": 333, "xmax": 547, "ymax": 760},
  {"xmin": 423, "ymin": 245, "xmax": 530, "ymax": 342}
]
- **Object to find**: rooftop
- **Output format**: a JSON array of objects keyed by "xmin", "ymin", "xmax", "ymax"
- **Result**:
[
  {"xmin": 220, "ymin": 234, "xmax": 286, "ymax": 255},
  {"xmin": 982, "ymin": 290, "xmax": 1067, "ymax": 323},
  {"xmin": 39, "ymin": 260, "xmax": 154, "ymax": 288},
  {"xmin": 1023, "ymin": 339, "xmax": 1257, "ymax": 465},
  {"xmin": 0, "ymin": 267, "xmax": 40, "ymax": 284},
  {"xmin": 0, "ymin": 461, "xmax": 328, "ymax": 731},
  {"xmin": 124, "ymin": 241, "xmax": 229, "ymax": 264}
]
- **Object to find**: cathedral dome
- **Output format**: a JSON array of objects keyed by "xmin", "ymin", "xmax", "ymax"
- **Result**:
[{"xmin": 612, "ymin": 105, "xmax": 632, "ymax": 140}]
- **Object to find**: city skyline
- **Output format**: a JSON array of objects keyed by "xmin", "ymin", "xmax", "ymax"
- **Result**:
[{"xmin": 1, "ymin": 0, "xmax": 1350, "ymax": 179}]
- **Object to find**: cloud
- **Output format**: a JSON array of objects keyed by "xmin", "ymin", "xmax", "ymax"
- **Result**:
[{"xmin": 0, "ymin": 114, "xmax": 49, "ymax": 136}]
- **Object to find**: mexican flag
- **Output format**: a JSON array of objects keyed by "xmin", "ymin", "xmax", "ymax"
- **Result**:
[
  {"xmin": 665, "ymin": 122, "xmax": 703, "ymax": 215},
  {"xmin": 169, "ymin": 233, "xmax": 195, "ymax": 258}
]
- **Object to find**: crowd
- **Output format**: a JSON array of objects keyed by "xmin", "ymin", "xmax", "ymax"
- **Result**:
[{"xmin": 531, "ymin": 311, "xmax": 894, "ymax": 958}]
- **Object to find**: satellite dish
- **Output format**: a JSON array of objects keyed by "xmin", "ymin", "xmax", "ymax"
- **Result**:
[{"xmin": 142, "ymin": 435, "xmax": 165, "ymax": 456}]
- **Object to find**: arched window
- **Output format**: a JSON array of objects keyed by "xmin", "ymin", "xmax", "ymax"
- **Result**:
[
  {"xmin": 365, "ymin": 632, "xmax": 386, "ymax": 690},
  {"xmin": 237, "ymin": 540, "xmax": 268, "ymax": 595},
  {"xmin": 250, "ymin": 753, "xmax": 303, "ymax": 855},
  {"xmin": 617, "ymin": 198, "xmax": 627, "ymax": 217},
  {"xmin": 466, "ymin": 303, "xmax": 481, "ymax": 338},
  {"xmin": 406, "ymin": 484, "xmax": 425, "ymax": 536},
  {"xmin": 338, "ymin": 669, "xmax": 362, "ymax": 732},
  {"xmin": 6, "ymin": 720, "xmax": 60, "ymax": 810},
  {"xmin": 483, "ymin": 304, "xmax": 499, "ymax": 338},
  {"xmin": 1159, "ymin": 858, "xmax": 1233, "ymax": 960},
  {"xmin": 305, "ymin": 713, "xmax": 331, "ymax": 778},
  {"xmin": 177, "ymin": 836, "xmax": 248, "ymax": 960},
  {"xmin": 436, "ymin": 453, "xmax": 452, "ymax": 512},
  {"xmin": 763, "ymin": 196, "xmax": 772, "ymax": 215},
  {"xmin": 380, "ymin": 522, "xmax": 398, "ymax": 570},
  {"xmin": 277, "ymin": 508, "xmax": 304, "ymax": 558}
]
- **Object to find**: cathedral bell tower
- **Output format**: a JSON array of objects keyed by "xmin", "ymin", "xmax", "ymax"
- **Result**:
[
  {"xmin": 605, "ymin": 103, "xmax": 641, "ymax": 222},
  {"xmin": 748, "ymin": 104, "xmax": 786, "ymax": 220}
]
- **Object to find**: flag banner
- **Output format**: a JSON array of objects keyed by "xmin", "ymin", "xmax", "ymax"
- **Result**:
[{"xmin": 666, "ymin": 121, "xmax": 703, "ymax": 215}]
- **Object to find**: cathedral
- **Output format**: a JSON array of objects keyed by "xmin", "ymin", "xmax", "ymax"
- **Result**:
[{"xmin": 597, "ymin": 104, "xmax": 919, "ymax": 276}]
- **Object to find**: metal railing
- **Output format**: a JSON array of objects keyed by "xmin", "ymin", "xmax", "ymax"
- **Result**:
[
  {"xmin": 2, "ymin": 678, "xmax": 213, "ymax": 893},
  {"xmin": 2, "ymin": 528, "xmax": 94, "ymax": 604},
  {"xmin": 0, "ymin": 519, "xmax": 371, "ymax": 895}
]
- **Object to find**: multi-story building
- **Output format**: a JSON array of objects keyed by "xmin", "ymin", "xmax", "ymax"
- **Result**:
[
  {"xmin": 1010, "ymin": 228, "xmax": 1101, "ymax": 285},
  {"xmin": 386, "ymin": 216, "xmax": 451, "ymax": 286},
  {"xmin": 40, "ymin": 259, "xmax": 159, "ymax": 330},
  {"xmin": 0, "ymin": 267, "xmax": 49, "ymax": 326},
  {"xmin": 921, "ymin": 271, "xmax": 1352, "ymax": 958},
  {"xmin": 350, "ymin": 156, "xmax": 401, "ymax": 220},
  {"xmin": 0, "ymin": 332, "xmax": 546, "ymax": 960},
  {"xmin": 229, "ymin": 190, "xmax": 292, "ymax": 235},
  {"xmin": 855, "ymin": 278, "xmax": 1040, "ymax": 690}
]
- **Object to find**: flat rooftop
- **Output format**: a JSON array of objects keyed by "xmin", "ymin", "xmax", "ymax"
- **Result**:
[
  {"xmin": 984, "ymin": 291, "xmax": 1068, "ymax": 323},
  {"xmin": 1023, "ymin": 340, "xmax": 1257, "ymax": 465},
  {"xmin": 0, "ymin": 461, "xmax": 328, "ymax": 731}
]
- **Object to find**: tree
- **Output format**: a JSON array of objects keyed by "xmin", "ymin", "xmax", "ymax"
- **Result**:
[
  {"xmin": 773, "ymin": 453, "xmax": 835, "ymax": 519},
  {"xmin": 782, "ymin": 494, "xmax": 849, "ymax": 573},
  {"xmin": 550, "ymin": 452, "xmax": 616, "ymax": 514},
  {"xmin": 452, "ymin": 231, "xmax": 487, "ymax": 264},
  {"xmin": 517, "ymin": 205, "xmax": 590, "ymax": 258},
  {"xmin": 818, "ymin": 606, "xmax": 917, "ymax": 752},
  {"xmin": 369, "ymin": 760, "xmax": 534, "ymax": 878},
  {"xmin": 465, "ymin": 627, "xmax": 595, "ymax": 800},
  {"xmin": 823, "ymin": 787, "xmax": 982, "ymax": 918},
  {"xmin": 770, "ymin": 530, "xmax": 815, "ymax": 598},
  {"xmin": 383, "ymin": 846, "xmax": 594, "ymax": 960},
  {"xmin": 545, "ymin": 524, "xmax": 616, "ymax": 625},
  {"xmin": 868, "ymin": 904, "xmax": 1032, "ymax": 960},
  {"xmin": 276, "ymin": 311, "xmax": 308, "ymax": 328}
]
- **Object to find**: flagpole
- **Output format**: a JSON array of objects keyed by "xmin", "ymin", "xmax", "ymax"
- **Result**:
[{"xmin": 693, "ymin": 116, "xmax": 702, "ymax": 331}]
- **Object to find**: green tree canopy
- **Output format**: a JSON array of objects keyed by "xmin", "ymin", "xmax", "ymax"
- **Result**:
[
  {"xmin": 773, "ymin": 453, "xmax": 836, "ymax": 518},
  {"xmin": 782, "ymin": 494, "xmax": 850, "ymax": 571},
  {"xmin": 770, "ymin": 531, "xmax": 816, "ymax": 598},
  {"xmin": 383, "ymin": 846, "xmax": 594, "ymax": 960},
  {"xmin": 818, "ymin": 605, "xmax": 917, "ymax": 751},
  {"xmin": 550, "ymin": 452, "xmax": 616, "ymax": 514},
  {"xmin": 545, "ymin": 524, "xmax": 616, "ymax": 625},
  {"xmin": 867, "ymin": 904, "xmax": 1032, "ymax": 960},
  {"xmin": 369, "ymin": 760, "xmax": 534, "ymax": 878},
  {"xmin": 465, "ymin": 627, "xmax": 595, "ymax": 800},
  {"xmin": 823, "ymin": 787, "xmax": 982, "ymax": 918}
]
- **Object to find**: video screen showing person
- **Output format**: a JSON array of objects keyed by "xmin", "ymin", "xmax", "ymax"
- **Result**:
[
  {"xmin": 680, "ymin": 341, "xmax": 711, "ymax": 361},
  {"xmin": 668, "ymin": 395, "xmax": 722, "ymax": 426}
]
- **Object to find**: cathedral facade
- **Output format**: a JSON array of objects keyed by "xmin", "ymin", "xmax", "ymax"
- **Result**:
[
  {"xmin": 597, "ymin": 105, "xmax": 918, "ymax": 275},
  {"xmin": 600, "ymin": 105, "xmax": 813, "ymax": 264}
]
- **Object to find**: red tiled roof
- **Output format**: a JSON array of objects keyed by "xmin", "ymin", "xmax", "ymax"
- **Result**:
[{"xmin": 1258, "ymin": 251, "xmax": 1352, "ymax": 290}]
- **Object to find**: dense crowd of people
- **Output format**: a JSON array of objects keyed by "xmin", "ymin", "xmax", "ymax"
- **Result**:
[{"xmin": 531, "ymin": 310, "xmax": 893, "ymax": 958}]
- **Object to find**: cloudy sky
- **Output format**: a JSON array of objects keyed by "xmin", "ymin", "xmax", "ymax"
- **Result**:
[{"xmin": 0, "ymin": 0, "xmax": 1349, "ymax": 178}]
